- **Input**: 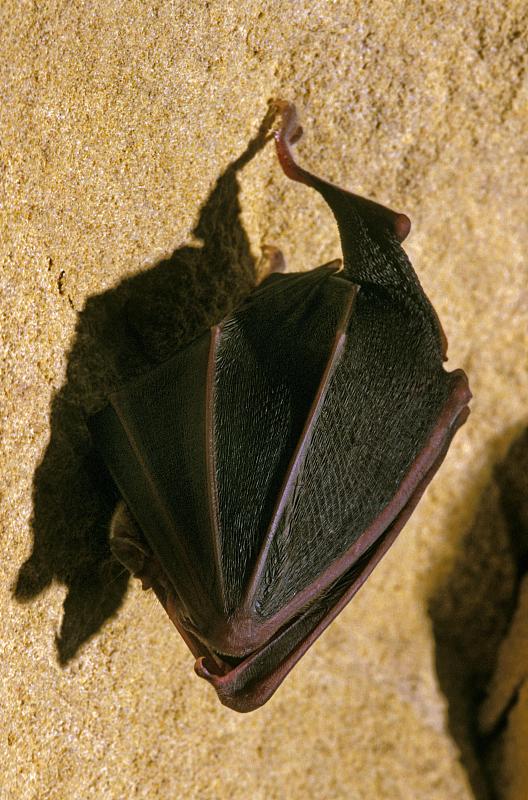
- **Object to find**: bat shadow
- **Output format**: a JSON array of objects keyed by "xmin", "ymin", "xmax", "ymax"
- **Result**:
[
  {"xmin": 429, "ymin": 426, "xmax": 528, "ymax": 800},
  {"xmin": 13, "ymin": 108, "xmax": 275, "ymax": 664}
]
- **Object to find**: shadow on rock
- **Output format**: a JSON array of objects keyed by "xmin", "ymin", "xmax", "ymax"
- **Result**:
[
  {"xmin": 429, "ymin": 428, "xmax": 528, "ymax": 800},
  {"xmin": 13, "ymin": 108, "xmax": 275, "ymax": 664}
]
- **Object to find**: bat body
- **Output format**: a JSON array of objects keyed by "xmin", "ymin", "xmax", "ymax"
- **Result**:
[{"xmin": 89, "ymin": 102, "xmax": 471, "ymax": 712}]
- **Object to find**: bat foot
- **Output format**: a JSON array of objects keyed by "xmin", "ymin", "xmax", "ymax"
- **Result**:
[
  {"xmin": 271, "ymin": 99, "xmax": 303, "ymax": 144},
  {"xmin": 272, "ymin": 100, "xmax": 309, "ymax": 185}
]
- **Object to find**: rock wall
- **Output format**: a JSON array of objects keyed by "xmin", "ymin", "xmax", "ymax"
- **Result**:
[{"xmin": 2, "ymin": 2, "xmax": 527, "ymax": 798}]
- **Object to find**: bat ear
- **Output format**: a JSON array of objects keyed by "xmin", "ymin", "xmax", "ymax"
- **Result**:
[
  {"xmin": 110, "ymin": 501, "xmax": 152, "ymax": 576},
  {"xmin": 272, "ymin": 99, "xmax": 411, "ymax": 244}
]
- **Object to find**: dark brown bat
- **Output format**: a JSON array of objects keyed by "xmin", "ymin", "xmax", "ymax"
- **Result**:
[{"xmin": 88, "ymin": 101, "xmax": 471, "ymax": 712}]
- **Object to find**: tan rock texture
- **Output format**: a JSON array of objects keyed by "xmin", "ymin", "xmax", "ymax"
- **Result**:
[
  {"xmin": 431, "ymin": 429, "xmax": 528, "ymax": 799},
  {"xmin": 1, "ymin": 2, "xmax": 527, "ymax": 798}
]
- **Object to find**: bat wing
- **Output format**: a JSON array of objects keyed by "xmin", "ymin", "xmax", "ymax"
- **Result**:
[{"xmin": 88, "ymin": 264, "xmax": 355, "ymax": 636}]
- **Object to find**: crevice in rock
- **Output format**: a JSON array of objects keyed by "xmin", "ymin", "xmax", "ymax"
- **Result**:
[{"xmin": 430, "ymin": 427, "xmax": 528, "ymax": 800}]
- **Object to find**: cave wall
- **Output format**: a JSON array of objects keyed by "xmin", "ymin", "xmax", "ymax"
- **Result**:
[{"xmin": 2, "ymin": 2, "xmax": 527, "ymax": 798}]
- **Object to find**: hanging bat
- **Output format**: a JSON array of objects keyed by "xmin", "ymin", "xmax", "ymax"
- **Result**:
[{"xmin": 88, "ymin": 101, "xmax": 471, "ymax": 712}]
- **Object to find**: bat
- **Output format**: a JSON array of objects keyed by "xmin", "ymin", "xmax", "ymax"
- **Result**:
[{"xmin": 88, "ymin": 101, "xmax": 471, "ymax": 712}]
